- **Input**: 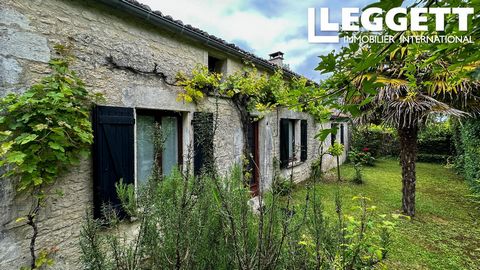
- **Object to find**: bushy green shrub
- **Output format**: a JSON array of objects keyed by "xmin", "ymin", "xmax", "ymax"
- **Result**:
[
  {"xmin": 353, "ymin": 120, "xmax": 455, "ymax": 164},
  {"xmin": 80, "ymin": 166, "xmax": 396, "ymax": 269},
  {"xmin": 454, "ymin": 118, "xmax": 480, "ymax": 199},
  {"xmin": 349, "ymin": 149, "xmax": 375, "ymax": 167},
  {"xmin": 417, "ymin": 117, "xmax": 454, "ymax": 163},
  {"xmin": 115, "ymin": 179, "xmax": 137, "ymax": 219},
  {"xmin": 272, "ymin": 177, "xmax": 295, "ymax": 196},
  {"xmin": 348, "ymin": 149, "xmax": 376, "ymax": 184},
  {"xmin": 297, "ymin": 194, "xmax": 396, "ymax": 269},
  {"xmin": 351, "ymin": 125, "xmax": 399, "ymax": 158},
  {"xmin": 417, "ymin": 153, "xmax": 450, "ymax": 164}
]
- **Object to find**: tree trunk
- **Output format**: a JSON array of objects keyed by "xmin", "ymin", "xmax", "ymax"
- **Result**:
[{"xmin": 398, "ymin": 126, "xmax": 418, "ymax": 217}]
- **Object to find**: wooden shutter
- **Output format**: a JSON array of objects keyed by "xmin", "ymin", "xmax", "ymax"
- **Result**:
[
  {"xmin": 279, "ymin": 119, "xmax": 289, "ymax": 168},
  {"xmin": 192, "ymin": 112, "xmax": 214, "ymax": 176},
  {"xmin": 301, "ymin": 120, "xmax": 308, "ymax": 161},
  {"xmin": 331, "ymin": 123, "xmax": 337, "ymax": 146},
  {"xmin": 340, "ymin": 123, "xmax": 345, "ymax": 145},
  {"xmin": 93, "ymin": 105, "xmax": 135, "ymax": 219}
]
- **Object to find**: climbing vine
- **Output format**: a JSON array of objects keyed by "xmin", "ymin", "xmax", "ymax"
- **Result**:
[
  {"xmin": 0, "ymin": 44, "xmax": 100, "ymax": 269},
  {"xmin": 176, "ymin": 63, "xmax": 334, "ymax": 122},
  {"xmin": 175, "ymin": 63, "xmax": 334, "ymax": 178},
  {"xmin": 176, "ymin": 65, "xmax": 222, "ymax": 103}
]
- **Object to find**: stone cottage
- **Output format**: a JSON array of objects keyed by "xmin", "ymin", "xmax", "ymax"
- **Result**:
[{"xmin": 0, "ymin": 0, "xmax": 349, "ymax": 268}]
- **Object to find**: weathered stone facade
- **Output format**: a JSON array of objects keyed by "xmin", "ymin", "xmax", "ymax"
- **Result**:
[{"xmin": 0, "ymin": 0, "xmax": 349, "ymax": 268}]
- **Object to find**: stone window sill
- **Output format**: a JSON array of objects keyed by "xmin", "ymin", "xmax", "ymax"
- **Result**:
[{"xmin": 286, "ymin": 160, "xmax": 305, "ymax": 169}]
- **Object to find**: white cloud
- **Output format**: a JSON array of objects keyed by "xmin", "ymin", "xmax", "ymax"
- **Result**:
[{"xmin": 138, "ymin": 0, "xmax": 348, "ymax": 81}]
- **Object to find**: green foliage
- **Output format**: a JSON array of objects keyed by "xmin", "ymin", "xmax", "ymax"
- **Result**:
[
  {"xmin": 418, "ymin": 117, "xmax": 453, "ymax": 144},
  {"xmin": 348, "ymin": 150, "xmax": 375, "ymax": 184},
  {"xmin": 336, "ymin": 196, "xmax": 395, "ymax": 268},
  {"xmin": 176, "ymin": 65, "xmax": 221, "ymax": 103},
  {"xmin": 309, "ymin": 158, "xmax": 323, "ymax": 181},
  {"xmin": 293, "ymin": 159, "xmax": 480, "ymax": 269},
  {"xmin": 35, "ymin": 249, "xmax": 57, "ymax": 269},
  {"xmin": 316, "ymin": 0, "xmax": 480, "ymax": 100},
  {"xmin": 115, "ymin": 179, "xmax": 138, "ymax": 218},
  {"xmin": 0, "ymin": 49, "xmax": 98, "ymax": 192},
  {"xmin": 271, "ymin": 176, "xmax": 295, "ymax": 196},
  {"xmin": 327, "ymin": 142, "xmax": 344, "ymax": 157},
  {"xmin": 417, "ymin": 153, "xmax": 450, "ymax": 164},
  {"xmin": 0, "ymin": 45, "xmax": 100, "ymax": 269},
  {"xmin": 351, "ymin": 165, "xmax": 364, "ymax": 185},
  {"xmin": 176, "ymin": 64, "xmax": 286, "ymax": 113},
  {"xmin": 296, "ymin": 194, "xmax": 396, "ymax": 269},
  {"xmin": 417, "ymin": 117, "xmax": 454, "ymax": 162},
  {"xmin": 349, "ymin": 149, "xmax": 375, "ymax": 167},
  {"xmin": 351, "ymin": 125, "xmax": 399, "ymax": 158},
  {"xmin": 20, "ymin": 248, "xmax": 57, "ymax": 270},
  {"xmin": 80, "ymin": 211, "xmax": 108, "ymax": 270},
  {"xmin": 312, "ymin": 0, "xmax": 480, "ymax": 173},
  {"xmin": 80, "ymin": 166, "xmax": 394, "ymax": 269},
  {"xmin": 453, "ymin": 117, "xmax": 480, "ymax": 203},
  {"xmin": 353, "ymin": 119, "xmax": 454, "ymax": 163},
  {"xmin": 175, "ymin": 64, "xmax": 333, "ymax": 125}
]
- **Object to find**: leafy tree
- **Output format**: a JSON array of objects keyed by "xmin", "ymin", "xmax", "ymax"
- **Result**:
[{"xmin": 313, "ymin": 0, "xmax": 480, "ymax": 216}]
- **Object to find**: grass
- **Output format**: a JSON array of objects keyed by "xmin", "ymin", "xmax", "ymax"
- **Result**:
[{"xmin": 292, "ymin": 159, "xmax": 480, "ymax": 269}]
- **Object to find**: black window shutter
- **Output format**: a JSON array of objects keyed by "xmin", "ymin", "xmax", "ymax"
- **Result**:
[
  {"xmin": 331, "ymin": 123, "xmax": 337, "ymax": 146},
  {"xmin": 192, "ymin": 112, "xmax": 214, "ymax": 176},
  {"xmin": 279, "ymin": 119, "xmax": 289, "ymax": 168},
  {"xmin": 93, "ymin": 105, "xmax": 135, "ymax": 219},
  {"xmin": 340, "ymin": 123, "xmax": 345, "ymax": 145},
  {"xmin": 300, "ymin": 120, "xmax": 308, "ymax": 161}
]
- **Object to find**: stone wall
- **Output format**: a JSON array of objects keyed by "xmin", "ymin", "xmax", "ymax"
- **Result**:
[{"xmin": 0, "ymin": 0, "xmax": 348, "ymax": 268}]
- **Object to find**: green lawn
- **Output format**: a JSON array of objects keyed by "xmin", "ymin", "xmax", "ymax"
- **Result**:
[{"xmin": 292, "ymin": 159, "xmax": 480, "ymax": 269}]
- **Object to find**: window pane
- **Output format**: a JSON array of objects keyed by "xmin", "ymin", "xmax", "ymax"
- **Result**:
[
  {"xmin": 161, "ymin": 116, "xmax": 178, "ymax": 176},
  {"xmin": 136, "ymin": 115, "xmax": 155, "ymax": 186}
]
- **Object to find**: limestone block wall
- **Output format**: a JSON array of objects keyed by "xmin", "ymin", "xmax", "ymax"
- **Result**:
[
  {"xmin": 257, "ymin": 107, "xmax": 349, "ymax": 190},
  {"xmin": 0, "ymin": 0, "xmax": 349, "ymax": 268}
]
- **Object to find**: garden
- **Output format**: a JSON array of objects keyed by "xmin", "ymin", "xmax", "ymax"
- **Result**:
[{"xmin": 0, "ymin": 0, "xmax": 479, "ymax": 269}]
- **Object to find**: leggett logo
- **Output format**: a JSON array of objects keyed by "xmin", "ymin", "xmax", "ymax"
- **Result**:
[{"xmin": 308, "ymin": 7, "xmax": 475, "ymax": 43}]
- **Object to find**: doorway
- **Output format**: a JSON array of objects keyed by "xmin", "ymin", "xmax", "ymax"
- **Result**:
[{"xmin": 247, "ymin": 120, "xmax": 260, "ymax": 196}]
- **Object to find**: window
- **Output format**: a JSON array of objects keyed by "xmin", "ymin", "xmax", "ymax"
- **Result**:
[
  {"xmin": 208, "ymin": 55, "xmax": 225, "ymax": 73},
  {"xmin": 280, "ymin": 119, "xmax": 308, "ymax": 168},
  {"xmin": 136, "ymin": 110, "xmax": 183, "ymax": 185},
  {"xmin": 92, "ymin": 106, "xmax": 184, "ymax": 218}
]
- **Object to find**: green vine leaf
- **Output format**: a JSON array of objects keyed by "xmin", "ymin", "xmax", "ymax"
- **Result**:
[{"xmin": 0, "ymin": 46, "xmax": 99, "ymax": 195}]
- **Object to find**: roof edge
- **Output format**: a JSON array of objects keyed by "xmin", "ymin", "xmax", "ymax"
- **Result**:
[{"xmin": 97, "ymin": 0, "xmax": 310, "ymax": 81}]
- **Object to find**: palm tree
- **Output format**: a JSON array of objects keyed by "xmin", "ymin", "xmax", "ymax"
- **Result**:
[{"xmin": 352, "ymin": 51, "xmax": 479, "ymax": 216}]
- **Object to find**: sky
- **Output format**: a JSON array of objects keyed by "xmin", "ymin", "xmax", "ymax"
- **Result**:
[{"xmin": 139, "ymin": 0, "xmax": 375, "ymax": 82}]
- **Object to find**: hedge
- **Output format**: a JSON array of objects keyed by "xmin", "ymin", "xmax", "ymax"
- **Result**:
[
  {"xmin": 417, "ymin": 153, "xmax": 450, "ymax": 164},
  {"xmin": 454, "ymin": 118, "xmax": 480, "ymax": 193},
  {"xmin": 352, "ymin": 123, "xmax": 453, "ymax": 163},
  {"xmin": 351, "ymin": 125, "xmax": 399, "ymax": 158}
]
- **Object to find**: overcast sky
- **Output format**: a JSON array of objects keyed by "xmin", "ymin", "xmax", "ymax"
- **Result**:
[{"xmin": 139, "ymin": 0, "xmax": 375, "ymax": 82}]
